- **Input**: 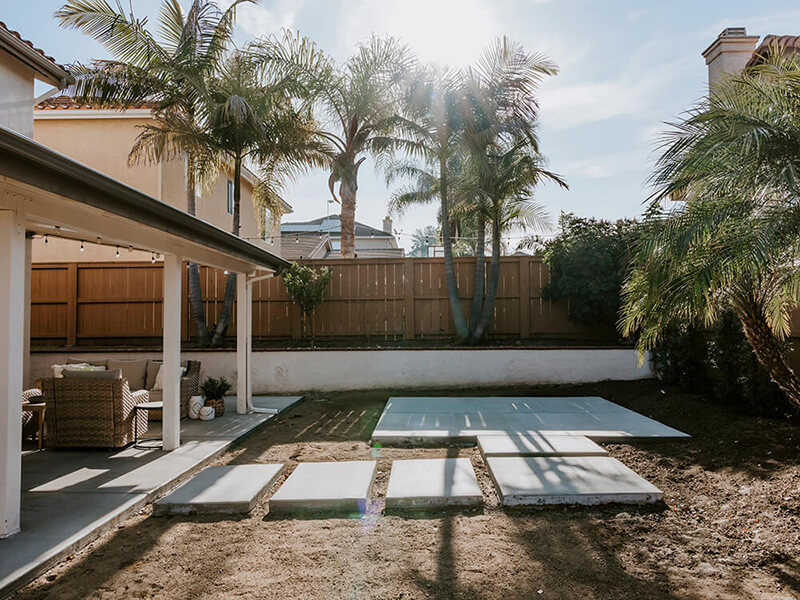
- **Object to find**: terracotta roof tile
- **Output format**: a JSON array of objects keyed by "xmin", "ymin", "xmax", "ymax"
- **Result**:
[
  {"xmin": 36, "ymin": 95, "xmax": 155, "ymax": 110},
  {"xmin": 747, "ymin": 34, "xmax": 800, "ymax": 67},
  {"xmin": 0, "ymin": 21, "xmax": 68, "ymax": 72}
]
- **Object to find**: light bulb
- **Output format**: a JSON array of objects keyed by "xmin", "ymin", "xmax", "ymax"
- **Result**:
[
  {"xmin": 223, "ymin": 270, "xmax": 229, "ymax": 275},
  {"xmin": 115, "ymin": 246, "xmax": 120, "ymax": 258},
  {"xmin": 80, "ymin": 241, "xmax": 85, "ymax": 252},
  {"xmin": 44, "ymin": 235, "xmax": 48, "ymax": 245},
  {"xmin": 151, "ymin": 253, "xmax": 156, "ymax": 263}
]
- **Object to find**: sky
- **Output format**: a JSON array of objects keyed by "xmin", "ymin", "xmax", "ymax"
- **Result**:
[{"xmin": 7, "ymin": 0, "xmax": 800, "ymax": 251}]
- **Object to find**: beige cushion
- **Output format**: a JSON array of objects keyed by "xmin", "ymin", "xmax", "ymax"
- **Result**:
[
  {"xmin": 145, "ymin": 360, "xmax": 162, "ymax": 390},
  {"xmin": 62, "ymin": 368, "xmax": 122, "ymax": 380},
  {"xmin": 107, "ymin": 359, "xmax": 148, "ymax": 390},
  {"xmin": 147, "ymin": 389, "xmax": 163, "ymax": 403},
  {"xmin": 52, "ymin": 363, "xmax": 105, "ymax": 378},
  {"xmin": 67, "ymin": 357, "xmax": 108, "ymax": 368}
]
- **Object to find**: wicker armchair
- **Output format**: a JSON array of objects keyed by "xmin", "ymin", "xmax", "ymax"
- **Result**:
[
  {"xmin": 40, "ymin": 377, "xmax": 149, "ymax": 448},
  {"xmin": 21, "ymin": 388, "xmax": 44, "ymax": 439},
  {"xmin": 147, "ymin": 360, "xmax": 201, "ymax": 420}
]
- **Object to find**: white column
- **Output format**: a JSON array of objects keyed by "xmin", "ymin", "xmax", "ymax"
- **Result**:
[
  {"xmin": 0, "ymin": 210, "xmax": 25, "ymax": 538},
  {"xmin": 23, "ymin": 234, "xmax": 31, "ymax": 389},
  {"xmin": 236, "ymin": 273, "xmax": 252, "ymax": 414},
  {"xmin": 162, "ymin": 253, "xmax": 182, "ymax": 451}
]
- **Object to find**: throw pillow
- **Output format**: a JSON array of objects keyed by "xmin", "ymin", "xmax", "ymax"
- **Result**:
[
  {"xmin": 188, "ymin": 395, "xmax": 204, "ymax": 419},
  {"xmin": 152, "ymin": 364, "xmax": 187, "ymax": 391},
  {"xmin": 67, "ymin": 357, "xmax": 108, "ymax": 368},
  {"xmin": 198, "ymin": 405, "xmax": 215, "ymax": 421},
  {"xmin": 145, "ymin": 360, "xmax": 162, "ymax": 390},
  {"xmin": 52, "ymin": 363, "xmax": 104, "ymax": 377},
  {"xmin": 107, "ymin": 359, "xmax": 149, "ymax": 390}
]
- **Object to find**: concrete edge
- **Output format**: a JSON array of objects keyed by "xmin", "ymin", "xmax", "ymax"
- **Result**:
[{"xmin": 500, "ymin": 492, "xmax": 664, "ymax": 507}]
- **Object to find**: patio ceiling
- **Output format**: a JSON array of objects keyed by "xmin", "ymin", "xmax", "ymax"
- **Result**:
[{"xmin": 0, "ymin": 125, "xmax": 291, "ymax": 275}]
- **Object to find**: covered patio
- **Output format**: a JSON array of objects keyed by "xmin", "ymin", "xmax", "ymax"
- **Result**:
[{"xmin": 0, "ymin": 125, "xmax": 291, "ymax": 589}]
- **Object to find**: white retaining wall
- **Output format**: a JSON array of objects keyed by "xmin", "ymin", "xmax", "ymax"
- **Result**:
[{"xmin": 31, "ymin": 348, "xmax": 653, "ymax": 393}]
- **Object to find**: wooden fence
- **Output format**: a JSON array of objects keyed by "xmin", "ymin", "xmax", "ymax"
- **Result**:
[{"xmin": 30, "ymin": 257, "xmax": 613, "ymax": 346}]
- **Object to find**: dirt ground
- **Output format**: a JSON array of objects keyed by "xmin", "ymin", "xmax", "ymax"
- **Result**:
[{"xmin": 14, "ymin": 380, "xmax": 800, "ymax": 600}]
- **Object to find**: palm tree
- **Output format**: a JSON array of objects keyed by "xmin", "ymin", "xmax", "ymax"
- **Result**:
[
  {"xmin": 622, "ymin": 51, "xmax": 800, "ymax": 410},
  {"xmin": 287, "ymin": 36, "xmax": 414, "ymax": 258},
  {"xmin": 144, "ymin": 47, "xmax": 327, "ymax": 345},
  {"xmin": 460, "ymin": 37, "xmax": 561, "ymax": 342},
  {"xmin": 56, "ymin": 0, "xmax": 250, "ymax": 346},
  {"xmin": 390, "ymin": 66, "xmax": 472, "ymax": 340},
  {"xmin": 466, "ymin": 142, "xmax": 559, "ymax": 342}
]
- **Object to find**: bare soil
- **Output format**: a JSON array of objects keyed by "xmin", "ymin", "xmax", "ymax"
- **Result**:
[{"xmin": 14, "ymin": 380, "xmax": 800, "ymax": 600}]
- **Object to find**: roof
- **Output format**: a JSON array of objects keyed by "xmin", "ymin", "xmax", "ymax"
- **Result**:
[
  {"xmin": 747, "ymin": 35, "xmax": 800, "ymax": 67},
  {"xmin": 0, "ymin": 124, "xmax": 289, "ymax": 273},
  {"xmin": 324, "ymin": 248, "xmax": 405, "ymax": 259},
  {"xmin": 36, "ymin": 95, "xmax": 154, "ymax": 110},
  {"xmin": 279, "ymin": 234, "xmax": 331, "ymax": 260},
  {"xmin": 0, "ymin": 22, "xmax": 73, "ymax": 87},
  {"xmin": 282, "ymin": 214, "xmax": 393, "ymax": 238}
]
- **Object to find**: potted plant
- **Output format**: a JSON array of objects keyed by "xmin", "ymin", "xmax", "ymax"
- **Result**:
[{"xmin": 200, "ymin": 376, "xmax": 231, "ymax": 417}]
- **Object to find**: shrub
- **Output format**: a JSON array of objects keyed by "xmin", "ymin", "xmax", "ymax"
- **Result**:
[
  {"xmin": 542, "ymin": 213, "xmax": 639, "ymax": 330},
  {"xmin": 282, "ymin": 263, "xmax": 332, "ymax": 344}
]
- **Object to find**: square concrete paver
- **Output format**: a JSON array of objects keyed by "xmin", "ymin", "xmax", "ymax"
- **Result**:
[
  {"xmin": 486, "ymin": 456, "xmax": 663, "ymax": 506},
  {"xmin": 385, "ymin": 458, "xmax": 483, "ymax": 509},
  {"xmin": 477, "ymin": 433, "xmax": 608, "ymax": 459},
  {"xmin": 269, "ymin": 461, "xmax": 377, "ymax": 514},
  {"xmin": 154, "ymin": 464, "xmax": 285, "ymax": 515}
]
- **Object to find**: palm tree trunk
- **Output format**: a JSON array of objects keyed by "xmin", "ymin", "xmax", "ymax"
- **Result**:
[
  {"xmin": 439, "ymin": 149, "xmax": 469, "ymax": 342},
  {"xmin": 185, "ymin": 161, "xmax": 211, "ymax": 346},
  {"xmin": 210, "ymin": 156, "xmax": 242, "ymax": 346},
  {"xmin": 339, "ymin": 175, "xmax": 357, "ymax": 258},
  {"xmin": 737, "ymin": 307, "xmax": 800, "ymax": 410},
  {"xmin": 470, "ymin": 211, "xmax": 501, "ymax": 343},
  {"xmin": 469, "ymin": 210, "xmax": 486, "ymax": 333}
]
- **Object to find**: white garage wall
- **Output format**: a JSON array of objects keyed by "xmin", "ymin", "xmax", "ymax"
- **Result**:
[{"xmin": 30, "ymin": 348, "xmax": 653, "ymax": 393}]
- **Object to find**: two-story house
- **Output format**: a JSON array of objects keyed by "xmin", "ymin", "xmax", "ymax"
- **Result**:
[{"xmin": 30, "ymin": 95, "xmax": 290, "ymax": 262}]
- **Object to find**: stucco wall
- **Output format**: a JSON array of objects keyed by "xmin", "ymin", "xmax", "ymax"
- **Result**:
[
  {"xmin": 30, "ymin": 348, "xmax": 653, "ymax": 393},
  {"xmin": 0, "ymin": 53, "xmax": 34, "ymax": 137},
  {"xmin": 31, "ymin": 113, "xmax": 280, "ymax": 260}
]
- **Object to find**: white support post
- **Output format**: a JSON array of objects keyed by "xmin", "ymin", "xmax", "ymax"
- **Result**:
[
  {"xmin": 23, "ymin": 234, "xmax": 32, "ymax": 389},
  {"xmin": 162, "ymin": 253, "xmax": 182, "ymax": 451},
  {"xmin": 0, "ymin": 210, "xmax": 25, "ymax": 538},
  {"xmin": 236, "ymin": 273, "xmax": 252, "ymax": 414}
]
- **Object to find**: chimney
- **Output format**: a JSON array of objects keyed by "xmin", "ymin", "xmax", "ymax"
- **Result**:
[
  {"xmin": 383, "ymin": 216, "xmax": 393, "ymax": 234},
  {"xmin": 702, "ymin": 27, "xmax": 759, "ymax": 88}
]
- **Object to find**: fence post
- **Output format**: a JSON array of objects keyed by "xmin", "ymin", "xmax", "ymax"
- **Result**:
[
  {"xmin": 519, "ymin": 256, "xmax": 530, "ymax": 340},
  {"xmin": 66, "ymin": 263, "xmax": 78, "ymax": 346},
  {"xmin": 403, "ymin": 259, "xmax": 415, "ymax": 340}
]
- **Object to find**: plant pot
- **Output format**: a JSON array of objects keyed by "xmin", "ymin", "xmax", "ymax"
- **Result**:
[{"xmin": 204, "ymin": 397, "xmax": 225, "ymax": 417}]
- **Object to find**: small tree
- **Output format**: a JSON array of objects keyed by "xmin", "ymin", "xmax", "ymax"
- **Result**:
[{"xmin": 282, "ymin": 263, "xmax": 332, "ymax": 346}]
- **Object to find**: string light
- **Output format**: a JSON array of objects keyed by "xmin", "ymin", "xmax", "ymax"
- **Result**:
[
  {"xmin": 80, "ymin": 241, "xmax": 85, "ymax": 252},
  {"xmin": 128, "ymin": 245, "xmax": 133, "ymax": 253},
  {"xmin": 44, "ymin": 235, "xmax": 48, "ymax": 245},
  {"xmin": 223, "ymin": 270, "xmax": 229, "ymax": 275},
  {"xmin": 151, "ymin": 252, "xmax": 156, "ymax": 263},
  {"xmin": 115, "ymin": 246, "xmax": 120, "ymax": 258}
]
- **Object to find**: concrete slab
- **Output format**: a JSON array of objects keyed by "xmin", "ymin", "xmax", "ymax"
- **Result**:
[
  {"xmin": 250, "ymin": 395, "xmax": 304, "ymax": 414},
  {"xmin": 486, "ymin": 456, "xmax": 663, "ymax": 506},
  {"xmin": 371, "ymin": 396, "xmax": 690, "ymax": 445},
  {"xmin": 269, "ymin": 461, "xmax": 377, "ymax": 514},
  {"xmin": 385, "ymin": 458, "xmax": 483, "ymax": 509},
  {"xmin": 477, "ymin": 433, "xmax": 608, "ymax": 458},
  {"xmin": 154, "ymin": 464, "xmax": 285, "ymax": 515}
]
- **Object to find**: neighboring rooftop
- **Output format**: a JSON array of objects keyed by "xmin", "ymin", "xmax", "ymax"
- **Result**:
[
  {"xmin": 0, "ymin": 21, "xmax": 72, "ymax": 87},
  {"xmin": 36, "ymin": 95, "xmax": 155, "ymax": 110},
  {"xmin": 279, "ymin": 233, "xmax": 331, "ymax": 261},
  {"xmin": 747, "ymin": 34, "xmax": 800, "ymax": 67},
  {"xmin": 282, "ymin": 214, "xmax": 393, "ymax": 238}
]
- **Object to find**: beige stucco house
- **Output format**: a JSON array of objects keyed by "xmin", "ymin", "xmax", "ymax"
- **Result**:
[
  {"xmin": 280, "ymin": 214, "xmax": 403, "ymax": 259},
  {"xmin": 31, "ymin": 96, "xmax": 290, "ymax": 262}
]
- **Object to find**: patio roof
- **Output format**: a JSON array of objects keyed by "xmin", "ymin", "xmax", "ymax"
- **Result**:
[
  {"xmin": 0, "ymin": 125, "xmax": 290, "ymax": 274},
  {"xmin": 0, "ymin": 22, "xmax": 73, "ymax": 87}
]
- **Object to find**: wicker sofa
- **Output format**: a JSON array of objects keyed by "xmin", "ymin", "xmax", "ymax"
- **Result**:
[{"xmin": 40, "ymin": 377, "xmax": 149, "ymax": 448}]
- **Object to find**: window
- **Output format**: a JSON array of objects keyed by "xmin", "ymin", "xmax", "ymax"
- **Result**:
[{"xmin": 226, "ymin": 180, "xmax": 234, "ymax": 215}]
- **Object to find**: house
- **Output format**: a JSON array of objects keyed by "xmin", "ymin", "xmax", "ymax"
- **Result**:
[
  {"xmin": 30, "ymin": 95, "xmax": 291, "ymax": 262},
  {"xmin": 703, "ymin": 27, "xmax": 800, "ymax": 87},
  {"xmin": 281, "ymin": 214, "xmax": 404, "ymax": 259}
]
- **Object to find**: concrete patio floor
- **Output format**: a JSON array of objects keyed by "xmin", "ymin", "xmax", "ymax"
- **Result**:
[{"xmin": 0, "ymin": 395, "xmax": 302, "ymax": 597}]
